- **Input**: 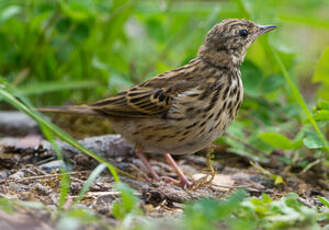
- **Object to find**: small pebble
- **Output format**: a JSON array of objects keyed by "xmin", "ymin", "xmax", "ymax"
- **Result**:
[{"xmin": 39, "ymin": 160, "xmax": 65, "ymax": 172}]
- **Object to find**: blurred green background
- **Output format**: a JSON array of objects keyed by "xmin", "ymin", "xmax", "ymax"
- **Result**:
[{"xmin": 0, "ymin": 0, "xmax": 329, "ymax": 163}]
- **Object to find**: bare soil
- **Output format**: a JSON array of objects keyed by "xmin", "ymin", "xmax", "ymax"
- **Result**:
[{"xmin": 0, "ymin": 112, "xmax": 328, "ymax": 229}]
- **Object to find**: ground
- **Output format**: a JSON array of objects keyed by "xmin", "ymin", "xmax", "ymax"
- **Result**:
[{"xmin": 0, "ymin": 112, "xmax": 328, "ymax": 229}]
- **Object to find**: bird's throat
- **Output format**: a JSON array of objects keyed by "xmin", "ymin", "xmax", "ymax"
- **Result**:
[{"xmin": 198, "ymin": 45, "xmax": 244, "ymax": 70}]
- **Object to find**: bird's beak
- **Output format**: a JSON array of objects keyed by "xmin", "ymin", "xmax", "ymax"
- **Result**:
[{"xmin": 258, "ymin": 25, "xmax": 277, "ymax": 35}]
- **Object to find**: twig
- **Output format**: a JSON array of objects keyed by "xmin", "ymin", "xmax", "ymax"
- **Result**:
[
  {"xmin": 299, "ymin": 159, "xmax": 321, "ymax": 175},
  {"xmin": 10, "ymin": 171, "xmax": 89, "ymax": 183}
]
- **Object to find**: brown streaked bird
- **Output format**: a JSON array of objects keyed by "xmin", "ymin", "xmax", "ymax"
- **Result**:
[{"xmin": 39, "ymin": 19, "xmax": 276, "ymax": 188}]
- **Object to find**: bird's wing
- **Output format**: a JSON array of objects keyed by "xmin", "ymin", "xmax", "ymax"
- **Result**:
[
  {"xmin": 89, "ymin": 65, "xmax": 200, "ymax": 118},
  {"xmin": 90, "ymin": 87, "xmax": 172, "ymax": 117}
]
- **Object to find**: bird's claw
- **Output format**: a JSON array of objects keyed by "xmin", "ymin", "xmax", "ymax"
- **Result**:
[{"xmin": 161, "ymin": 176, "xmax": 193, "ymax": 189}]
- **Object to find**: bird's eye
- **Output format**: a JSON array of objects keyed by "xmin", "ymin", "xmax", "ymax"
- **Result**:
[{"xmin": 239, "ymin": 29, "xmax": 249, "ymax": 37}]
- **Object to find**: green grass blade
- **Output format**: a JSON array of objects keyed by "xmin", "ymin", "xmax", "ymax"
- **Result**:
[
  {"xmin": 318, "ymin": 196, "xmax": 329, "ymax": 208},
  {"xmin": 73, "ymin": 163, "xmax": 107, "ymax": 205},
  {"xmin": 40, "ymin": 124, "xmax": 70, "ymax": 211},
  {"xmin": 0, "ymin": 77, "xmax": 34, "ymax": 106},
  {"xmin": 0, "ymin": 83, "xmax": 120, "ymax": 182}
]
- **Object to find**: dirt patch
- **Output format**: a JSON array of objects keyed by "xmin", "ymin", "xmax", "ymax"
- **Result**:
[{"xmin": 0, "ymin": 112, "xmax": 328, "ymax": 229}]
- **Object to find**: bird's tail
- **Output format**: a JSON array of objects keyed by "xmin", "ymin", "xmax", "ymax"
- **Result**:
[{"xmin": 37, "ymin": 105, "xmax": 102, "ymax": 116}]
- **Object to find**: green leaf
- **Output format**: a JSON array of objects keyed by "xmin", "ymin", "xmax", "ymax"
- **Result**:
[
  {"xmin": 260, "ymin": 74, "xmax": 284, "ymax": 93},
  {"xmin": 259, "ymin": 132, "xmax": 294, "ymax": 150},
  {"xmin": 303, "ymin": 131, "xmax": 324, "ymax": 149},
  {"xmin": 316, "ymin": 101, "xmax": 329, "ymax": 110},
  {"xmin": 183, "ymin": 190, "xmax": 246, "ymax": 230},
  {"xmin": 313, "ymin": 110, "xmax": 329, "ymax": 121},
  {"xmin": 274, "ymin": 175, "xmax": 284, "ymax": 185},
  {"xmin": 291, "ymin": 139, "xmax": 304, "ymax": 150},
  {"xmin": 241, "ymin": 192, "xmax": 319, "ymax": 229},
  {"xmin": 60, "ymin": 0, "xmax": 93, "ymax": 21}
]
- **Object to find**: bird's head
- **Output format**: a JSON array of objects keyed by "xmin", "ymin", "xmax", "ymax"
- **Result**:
[{"xmin": 198, "ymin": 19, "xmax": 276, "ymax": 68}]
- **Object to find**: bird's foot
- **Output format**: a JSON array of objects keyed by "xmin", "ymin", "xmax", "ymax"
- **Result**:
[
  {"xmin": 135, "ymin": 150, "xmax": 193, "ymax": 188},
  {"xmin": 205, "ymin": 147, "xmax": 216, "ymax": 184},
  {"xmin": 191, "ymin": 148, "xmax": 217, "ymax": 190},
  {"xmin": 191, "ymin": 171, "xmax": 215, "ymax": 190},
  {"xmin": 163, "ymin": 153, "xmax": 192, "ymax": 189},
  {"xmin": 162, "ymin": 176, "xmax": 193, "ymax": 189}
]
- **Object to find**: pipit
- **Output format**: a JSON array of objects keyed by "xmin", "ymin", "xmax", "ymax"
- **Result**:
[{"xmin": 39, "ymin": 19, "xmax": 276, "ymax": 188}]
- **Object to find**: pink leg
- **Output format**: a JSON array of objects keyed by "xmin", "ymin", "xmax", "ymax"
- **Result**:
[
  {"xmin": 136, "ymin": 151, "xmax": 160, "ymax": 181},
  {"xmin": 164, "ymin": 153, "xmax": 192, "ymax": 188}
]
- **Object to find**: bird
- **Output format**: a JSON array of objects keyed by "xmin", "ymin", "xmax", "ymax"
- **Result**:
[{"xmin": 39, "ymin": 19, "xmax": 276, "ymax": 188}]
